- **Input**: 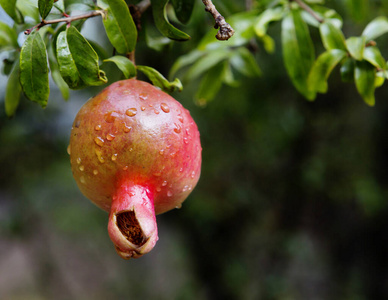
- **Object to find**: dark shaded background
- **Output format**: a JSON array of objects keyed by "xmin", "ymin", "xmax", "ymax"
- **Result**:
[{"xmin": 1, "ymin": 1, "xmax": 388, "ymax": 299}]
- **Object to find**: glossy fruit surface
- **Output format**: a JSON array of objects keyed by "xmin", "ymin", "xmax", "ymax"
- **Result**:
[{"xmin": 69, "ymin": 79, "xmax": 201, "ymax": 258}]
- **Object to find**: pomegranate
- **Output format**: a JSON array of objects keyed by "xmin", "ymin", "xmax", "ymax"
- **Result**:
[{"xmin": 69, "ymin": 79, "xmax": 201, "ymax": 259}]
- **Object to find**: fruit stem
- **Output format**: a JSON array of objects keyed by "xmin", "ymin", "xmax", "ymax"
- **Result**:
[{"xmin": 108, "ymin": 182, "xmax": 158, "ymax": 259}]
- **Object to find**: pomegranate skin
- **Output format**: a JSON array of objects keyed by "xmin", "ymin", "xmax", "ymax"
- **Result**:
[{"xmin": 69, "ymin": 79, "xmax": 201, "ymax": 258}]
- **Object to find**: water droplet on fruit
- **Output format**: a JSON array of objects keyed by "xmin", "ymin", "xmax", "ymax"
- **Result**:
[
  {"xmin": 104, "ymin": 112, "xmax": 117, "ymax": 123},
  {"xmin": 95, "ymin": 124, "xmax": 102, "ymax": 131},
  {"xmin": 80, "ymin": 176, "xmax": 86, "ymax": 184},
  {"xmin": 141, "ymin": 106, "xmax": 146, "ymax": 111},
  {"xmin": 174, "ymin": 123, "xmax": 181, "ymax": 134},
  {"xmin": 77, "ymin": 157, "xmax": 82, "ymax": 164},
  {"xmin": 170, "ymin": 152, "xmax": 176, "ymax": 158},
  {"xmin": 93, "ymin": 170, "xmax": 98, "ymax": 175},
  {"xmin": 175, "ymin": 204, "xmax": 182, "ymax": 209},
  {"xmin": 123, "ymin": 166, "xmax": 128, "ymax": 171},
  {"xmin": 139, "ymin": 93, "xmax": 147, "ymax": 100},
  {"xmin": 67, "ymin": 145, "xmax": 71, "ymax": 155},
  {"xmin": 75, "ymin": 120, "xmax": 81, "ymax": 128},
  {"xmin": 184, "ymin": 138, "xmax": 189, "ymax": 144},
  {"xmin": 129, "ymin": 148, "xmax": 133, "ymax": 152},
  {"xmin": 95, "ymin": 148, "xmax": 105, "ymax": 163},
  {"xmin": 159, "ymin": 149, "xmax": 164, "ymax": 155},
  {"xmin": 156, "ymin": 187, "xmax": 162, "ymax": 192},
  {"xmin": 182, "ymin": 185, "xmax": 189, "ymax": 192},
  {"xmin": 106, "ymin": 133, "xmax": 115, "ymax": 141},
  {"xmin": 94, "ymin": 136, "xmax": 104, "ymax": 147},
  {"xmin": 177, "ymin": 115, "xmax": 183, "ymax": 123},
  {"xmin": 79, "ymin": 165, "xmax": 85, "ymax": 171},
  {"xmin": 167, "ymin": 191, "xmax": 173, "ymax": 197},
  {"xmin": 111, "ymin": 153, "xmax": 118, "ymax": 161},
  {"xmin": 160, "ymin": 103, "xmax": 170, "ymax": 113},
  {"xmin": 154, "ymin": 109, "xmax": 160, "ymax": 115},
  {"xmin": 162, "ymin": 181, "xmax": 168, "ymax": 187},
  {"xmin": 179, "ymin": 167, "xmax": 183, "ymax": 172},
  {"xmin": 123, "ymin": 124, "xmax": 132, "ymax": 133},
  {"xmin": 191, "ymin": 171, "xmax": 195, "ymax": 178},
  {"xmin": 149, "ymin": 103, "xmax": 153, "ymax": 107},
  {"xmin": 126, "ymin": 108, "xmax": 137, "ymax": 117}
]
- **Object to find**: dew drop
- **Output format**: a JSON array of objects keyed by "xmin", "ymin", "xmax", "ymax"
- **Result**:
[
  {"xmin": 129, "ymin": 148, "xmax": 133, "ymax": 152},
  {"xmin": 123, "ymin": 166, "xmax": 128, "ymax": 171},
  {"xmin": 95, "ymin": 148, "xmax": 105, "ymax": 163},
  {"xmin": 162, "ymin": 181, "xmax": 168, "ymax": 187},
  {"xmin": 141, "ymin": 106, "xmax": 146, "ymax": 111},
  {"xmin": 175, "ymin": 204, "xmax": 182, "ymax": 209},
  {"xmin": 148, "ymin": 103, "xmax": 153, "ymax": 107},
  {"xmin": 95, "ymin": 124, "xmax": 102, "ymax": 131},
  {"xmin": 67, "ymin": 145, "xmax": 71, "ymax": 155},
  {"xmin": 139, "ymin": 93, "xmax": 147, "ymax": 100},
  {"xmin": 106, "ymin": 133, "xmax": 115, "ymax": 141},
  {"xmin": 177, "ymin": 115, "xmax": 183, "ymax": 123},
  {"xmin": 184, "ymin": 138, "xmax": 189, "ymax": 144},
  {"xmin": 188, "ymin": 186, "xmax": 192, "ymax": 191},
  {"xmin": 77, "ymin": 157, "xmax": 82, "ymax": 165},
  {"xmin": 94, "ymin": 136, "xmax": 105, "ymax": 147},
  {"xmin": 123, "ymin": 124, "xmax": 132, "ymax": 133},
  {"xmin": 104, "ymin": 112, "xmax": 117, "ymax": 123},
  {"xmin": 123, "ymin": 90, "xmax": 131, "ymax": 95},
  {"xmin": 154, "ymin": 109, "xmax": 160, "ymax": 115},
  {"xmin": 93, "ymin": 170, "xmax": 98, "ymax": 175},
  {"xmin": 191, "ymin": 171, "xmax": 195, "ymax": 178},
  {"xmin": 79, "ymin": 165, "xmax": 85, "ymax": 171},
  {"xmin": 170, "ymin": 152, "xmax": 176, "ymax": 158},
  {"xmin": 156, "ymin": 187, "xmax": 162, "ymax": 192},
  {"xmin": 174, "ymin": 123, "xmax": 181, "ymax": 134},
  {"xmin": 129, "ymin": 191, "xmax": 135, "ymax": 197},
  {"xmin": 160, "ymin": 103, "xmax": 170, "ymax": 113},
  {"xmin": 80, "ymin": 176, "xmax": 86, "ymax": 184},
  {"xmin": 179, "ymin": 167, "xmax": 184, "ymax": 172},
  {"xmin": 167, "ymin": 191, "xmax": 173, "ymax": 197},
  {"xmin": 159, "ymin": 149, "xmax": 164, "ymax": 155},
  {"xmin": 111, "ymin": 153, "xmax": 118, "ymax": 161},
  {"xmin": 126, "ymin": 108, "xmax": 137, "ymax": 117}
]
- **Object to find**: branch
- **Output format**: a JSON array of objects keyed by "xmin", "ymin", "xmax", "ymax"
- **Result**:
[
  {"xmin": 24, "ymin": 10, "xmax": 105, "ymax": 35},
  {"xmin": 201, "ymin": 0, "xmax": 235, "ymax": 41},
  {"xmin": 292, "ymin": 0, "xmax": 323, "ymax": 23}
]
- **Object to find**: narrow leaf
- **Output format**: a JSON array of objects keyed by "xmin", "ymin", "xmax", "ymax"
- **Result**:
[
  {"xmin": 363, "ymin": 46, "xmax": 386, "ymax": 70},
  {"xmin": 254, "ymin": 6, "xmax": 284, "ymax": 37},
  {"xmin": 308, "ymin": 49, "xmax": 347, "ymax": 95},
  {"xmin": 346, "ymin": 36, "xmax": 365, "ymax": 61},
  {"xmin": 20, "ymin": 32, "xmax": 49, "ymax": 107},
  {"xmin": 5, "ymin": 59, "xmax": 22, "ymax": 117},
  {"xmin": 319, "ymin": 21, "xmax": 346, "ymax": 51},
  {"xmin": 104, "ymin": 56, "xmax": 136, "ymax": 79},
  {"xmin": 281, "ymin": 10, "xmax": 315, "ymax": 99},
  {"xmin": 355, "ymin": 60, "xmax": 376, "ymax": 106},
  {"xmin": 0, "ymin": 0, "xmax": 17, "ymax": 20},
  {"xmin": 98, "ymin": 0, "xmax": 137, "ymax": 53},
  {"xmin": 171, "ymin": 0, "xmax": 195, "ymax": 24},
  {"xmin": 230, "ymin": 47, "xmax": 261, "ymax": 77},
  {"xmin": 151, "ymin": 0, "xmax": 190, "ymax": 41},
  {"xmin": 362, "ymin": 16, "xmax": 388, "ymax": 41},
  {"xmin": 38, "ymin": 0, "xmax": 54, "ymax": 19},
  {"xmin": 196, "ymin": 63, "xmax": 225, "ymax": 104},
  {"xmin": 137, "ymin": 65, "xmax": 183, "ymax": 93}
]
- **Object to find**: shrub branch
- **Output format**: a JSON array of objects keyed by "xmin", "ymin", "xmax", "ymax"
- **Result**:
[{"xmin": 202, "ymin": 0, "xmax": 235, "ymax": 41}]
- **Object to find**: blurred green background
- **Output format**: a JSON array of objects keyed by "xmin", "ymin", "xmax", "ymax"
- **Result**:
[{"xmin": 1, "ymin": 0, "xmax": 388, "ymax": 299}]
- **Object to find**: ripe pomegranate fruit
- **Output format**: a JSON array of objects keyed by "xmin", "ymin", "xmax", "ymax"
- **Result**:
[{"xmin": 69, "ymin": 79, "xmax": 201, "ymax": 259}]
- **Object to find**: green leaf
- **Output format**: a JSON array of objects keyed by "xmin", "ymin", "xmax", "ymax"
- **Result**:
[
  {"xmin": 64, "ymin": 0, "xmax": 96, "ymax": 11},
  {"xmin": 354, "ymin": 60, "xmax": 376, "ymax": 106},
  {"xmin": 340, "ymin": 57, "xmax": 355, "ymax": 82},
  {"xmin": 137, "ymin": 65, "xmax": 183, "ymax": 93},
  {"xmin": 0, "ymin": 21, "xmax": 19, "ymax": 50},
  {"xmin": 254, "ymin": 6, "xmax": 284, "ymax": 37},
  {"xmin": 363, "ymin": 46, "xmax": 386, "ymax": 70},
  {"xmin": 104, "ymin": 56, "xmax": 136, "ymax": 79},
  {"xmin": 308, "ymin": 49, "xmax": 347, "ymax": 95},
  {"xmin": 98, "ymin": 0, "xmax": 137, "ymax": 53},
  {"xmin": 196, "ymin": 63, "xmax": 225, "ymax": 104},
  {"xmin": 17, "ymin": 0, "xmax": 40, "ymax": 23},
  {"xmin": 56, "ymin": 26, "xmax": 107, "ymax": 89},
  {"xmin": 5, "ymin": 58, "xmax": 22, "ymax": 117},
  {"xmin": 362, "ymin": 16, "xmax": 388, "ymax": 41},
  {"xmin": 38, "ymin": 0, "xmax": 54, "ymax": 19},
  {"xmin": 230, "ymin": 47, "xmax": 261, "ymax": 77},
  {"xmin": 346, "ymin": 0, "xmax": 369, "ymax": 23},
  {"xmin": 171, "ymin": 0, "xmax": 195, "ymax": 24},
  {"xmin": 0, "ymin": 0, "xmax": 17, "ymax": 20},
  {"xmin": 281, "ymin": 9, "xmax": 315, "ymax": 99},
  {"xmin": 19, "ymin": 32, "xmax": 49, "ymax": 107},
  {"xmin": 184, "ymin": 49, "xmax": 231, "ymax": 82},
  {"xmin": 48, "ymin": 45, "xmax": 69, "ymax": 100},
  {"xmin": 169, "ymin": 50, "xmax": 204, "ymax": 79},
  {"xmin": 319, "ymin": 20, "xmax": 346, "ymax": 51},
  {"xmin": 87, "ymin": 40, "xmax": 109, "ymax": 60},
  {"xmin": 346, "ymin": 36, "xmax": 365, "ymax": 61},
  {"xmin": 151, "ymin": 0, "xmax": 190, "ymax": 41}
]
